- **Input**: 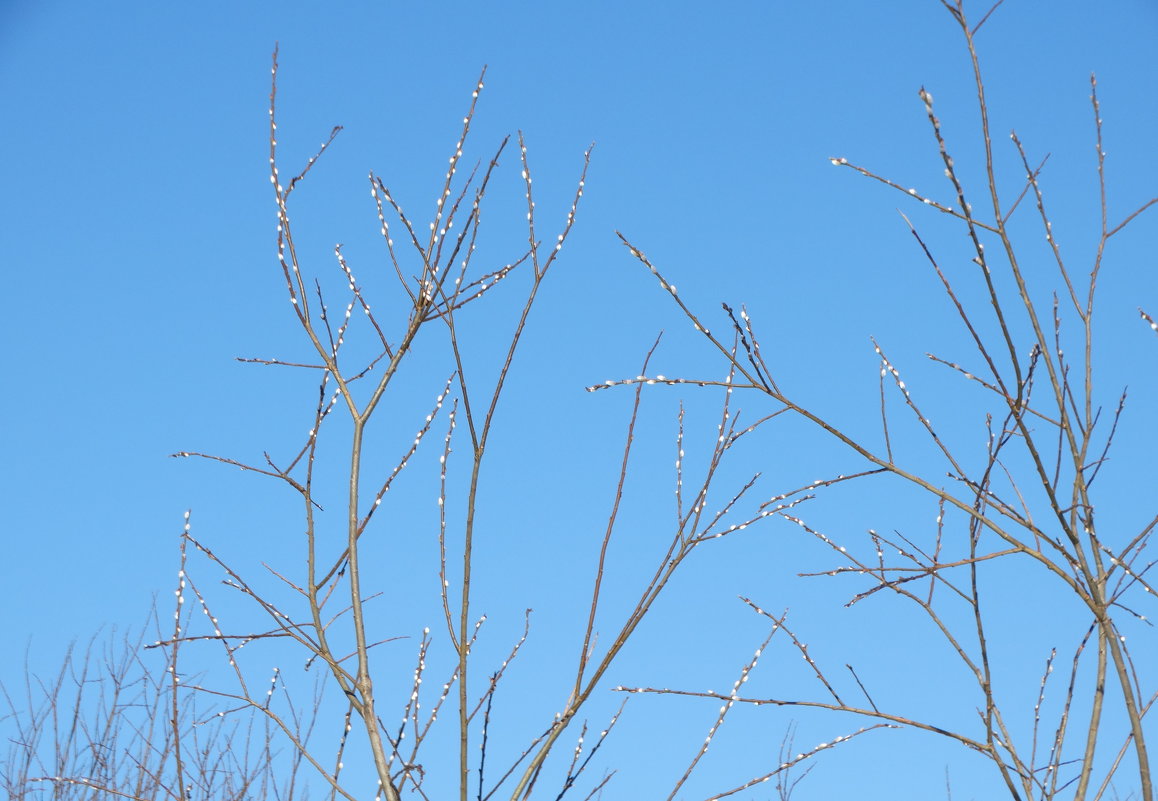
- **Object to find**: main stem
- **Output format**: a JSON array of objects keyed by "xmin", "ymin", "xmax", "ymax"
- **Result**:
[{"xmin": 349, "ymin": 419, "xmax": 402, "ymax": 801}]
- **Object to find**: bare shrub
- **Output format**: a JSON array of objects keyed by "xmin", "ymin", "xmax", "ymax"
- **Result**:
[
  {"xmin": 2, "ymin": 618, "xmax": 314, "ymax": 801},
  {"xmin": 5, "ymin": 50, "xmax": 822, "ymax": 801},
  {"xmin": 610, "ymin": 2, "xmax": 1156, "ymax": 799}
]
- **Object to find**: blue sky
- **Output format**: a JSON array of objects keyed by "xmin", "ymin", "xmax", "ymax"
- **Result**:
[{"xmin": 3, "ymin": 2, "xmax": 1157, "ymax": 799}]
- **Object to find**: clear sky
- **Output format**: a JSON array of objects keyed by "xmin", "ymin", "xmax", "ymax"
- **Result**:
[{"xmin": 3, "ymin": 2, "xmax": 1157, "ymax": 799}]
